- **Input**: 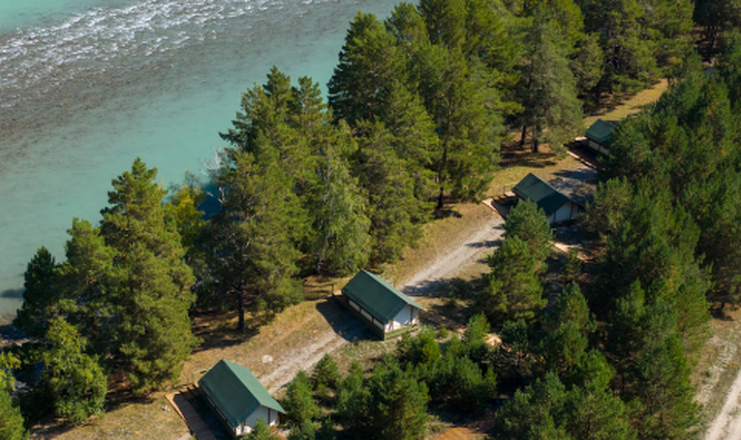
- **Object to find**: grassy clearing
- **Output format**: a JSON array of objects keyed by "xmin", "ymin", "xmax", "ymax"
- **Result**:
[
  {"xmin": 489, "ymin": 153, "xmax": 587, "ymax": 197},
  {"xmin": 43, "ymin": 395, "xmax": 190, "ymax": 440},
  {"xmin": 583, "ymin": 79, "xmax": 669, "ymax": 127}
]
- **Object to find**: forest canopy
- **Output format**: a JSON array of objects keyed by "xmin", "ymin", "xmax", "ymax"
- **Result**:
[{"xmin": 3, "ymin": 0, "xmax": 741, "ymax": 438}]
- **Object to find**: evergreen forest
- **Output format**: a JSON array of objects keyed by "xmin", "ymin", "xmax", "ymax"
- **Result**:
[{"xmin": 3, "ymin": 0, "xmax": 741, "ymax": 439}]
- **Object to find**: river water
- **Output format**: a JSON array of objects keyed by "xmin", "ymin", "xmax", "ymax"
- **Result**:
[{"xmin": 0, "ymin": 0, "xmax": 399, "ymax": 322}]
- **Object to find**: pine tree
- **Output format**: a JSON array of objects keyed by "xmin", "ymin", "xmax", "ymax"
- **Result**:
[
  {"xmin": 311, "ymin": 354, "xmax": 340, "ymax": 403},
  {"xmin": 494, "ymin": 373, "xmax": 570, "ymax": 440},
  {"xmin": 336, "ymin": 362, "xmax": 370, "ymax": 436},
  {"xmin": 377, "ymin": 80, "xmax": 439, "ymax": 208},
  {"xmin": 694, "ymin": 0, "xmax": 741, "ymax": 59},
  {"xmin": 354, "ymin": 121, "xmax": 425, "ymax": 266},
  {"xmin": 478, "ymin": 235, "xmax": 545, "ymax": 324},
  {"xmin": 571, "ymin": 32, "xmax": 604, "ymax": 101},
  {"xmin": 58, "ymin": 159, "xmax": 198, "ymax": 394},
  {"xmin": 563, "ymin": 351, "xmax": 632, "ymax": 440},
  {"xmin": 578, "ymin": 0, "xmax": 657, "ymax": 97},
  {"xmin": 363, "ymin": 360, "xmax": 429, "ymax": 440},
  {"xmin": 608, "ymin": 289, "xmax": 701, "ymax": 438},
  {"xmin": 243, "ymin": 418, "xmax": 279, "ymax": 440},
  {"xmin": 590, "ymin": 181, "xmax": 710, "ymax": 321},
  {"xmin": 283, "ymin": 371, "xmax": 319, "ymax": 428},
  {"xmin": 211, "ymin": 149, "xmax": 303, "ymax": 329},
  {"xmin": 0, "ymin": 353, "xmax": 26, "ymax": 440},
  {"xmin": 385, "ymin": 2, "xmax": 430, "ymax": 56},
  {"xmin": 0, "ymin": 390, "xmax": 27, "ymax": 440},
  {"xmin": 13, "ymin": 247, "xmax": 61, "ymax": 338},
  {"xmin": 582, "ymin": 178, "xmax": 632, "ymax": 240},
  {"xmin": 504, "ymin": 200, "xmax": 553, "ymax": 262},
  {"xmin": 643, "ymin": 0, "xmax": 694, "ymax": 72},
  {"xmin": 514, "ymin": 6, "xmax": 583, "ymax": 152},
  {"xmin": 540, "ymin": 283, "xmax": 596, "ymax": 375},
  {"xmin": 57, "ymin": 218, "xmax": 118, "ymax": 356},
  {"xmin": 412, "ymin": 44, "xmax": 501, "ymax": 206},
  {"xmin": 100, "ymin": 158, "xmax": 198, "ymax": 393},
  {"xmin": 418, "ymin": 0, "xmax": 467, "ymax": 50},
  {"xmin": 220, "ymin": 66, "xmax": 296, "ymax": 154},
  {"xmin": 42, "ymin": 317, "xmax": 106, "ymax": 424},
  {"xmin": 328, "ymin": 12, "xmax": 406, "ymax": 124}
]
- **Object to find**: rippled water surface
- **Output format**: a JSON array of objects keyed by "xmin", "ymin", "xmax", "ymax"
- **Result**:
[{"xmin": 0, "ymin": 0, "xmax": 399, "ymax": 320}]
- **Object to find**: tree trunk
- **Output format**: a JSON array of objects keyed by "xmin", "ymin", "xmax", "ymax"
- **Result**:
[
  {"xmin": 520, "ymin": 125, "xmax": 527, "ymax": 147},
  {"xmin": 237, "ymin": 289, "xmax": 245, "ymax": 331},
  {"xmin": 532, "ymin": 138, "xmax": 539, "ymax": 153},
  {"xmin": 437, "ymin": 140, "xmax": 449, "ymax": 209}
]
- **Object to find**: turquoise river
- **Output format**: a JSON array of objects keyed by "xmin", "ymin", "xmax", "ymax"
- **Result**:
[{"xmin": 0, "ymin": 0, "xmax": 399, "ymax": 322}]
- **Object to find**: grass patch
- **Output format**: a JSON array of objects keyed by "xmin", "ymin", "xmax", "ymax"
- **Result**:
[
  {"xmin": 46, "ymin": 395, "xmax": 189, "ymax": 440},
  {"xmin": 489, "ymin": 154, "xmax": 587, "ymax": 197},
  {"xmin": 583, "ymin": 79, "xmax": 669, "ymax": 128},
  {"xmin": 332, "ymin": 336, "xmax": 398, "ymax": 376}
]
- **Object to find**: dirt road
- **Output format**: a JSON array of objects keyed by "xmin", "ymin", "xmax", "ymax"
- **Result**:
[
  {"xmin": 705, "ymin": 366, "xmax": 741, "ymax": 440},
  {"xmin": 253, "ymin": 165, "xmax": 597, "ymax": 394},
  {"xmin": 401, "ymin": 215, "xmax": 505, "ymax": 296},
  {"xmin": 251, "ymin": 215, "xmax": 506, "ymax": 395}
]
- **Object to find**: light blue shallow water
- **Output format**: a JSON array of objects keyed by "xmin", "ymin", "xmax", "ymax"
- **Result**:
[{"xmin": 0, "ymin": 0, "xmax": 399, "ymax": 321}]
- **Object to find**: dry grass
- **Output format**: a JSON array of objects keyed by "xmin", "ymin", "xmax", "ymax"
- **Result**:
[
  {"xmin": 692, "ymin": 307, "xmax": 741, "ymax": 424},
  {"xmin": 381, "ymin": 202, "xmax": 496, "ymax": 287},
  {"xmin": 489, "ymin": 154, "xmax": 586, "ymax": 197},
  {"xmin": 182, "ymin": 299, "xmax": 344, "ymax": 384},
  {"xmin": 583, "ymin": 79, "xmax": 669, "ymax": 128},
  {"xmin": 41, "ymin": 395, "xmax": 190, "ymax": 440}
]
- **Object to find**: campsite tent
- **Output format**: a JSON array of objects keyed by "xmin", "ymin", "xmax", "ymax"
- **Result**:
[
  {"xmin": 199, "ymin": 360, "xmax": 284, "ymax": 437},
  {"xmin": 339, "ymin": 270, "xmax": 425, "ymax": 339},
  {"xmin": 512, "ymin": 173, "xmax": 583, "ymax": 225}
]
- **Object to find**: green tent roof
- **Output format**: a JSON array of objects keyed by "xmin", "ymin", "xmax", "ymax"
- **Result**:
[
  {"xmin": 199, "ymin": 360, "xmax": 284, "ymax": 427},
  {"xmin": 512, "ymin": 173, "xmax": 573, "ymax": 216},
  {"xmin": 341, "ymin": 270, "xmax": 425, "ymax": 323},
  {"xmin": 585, "ymin": 119, "xmax": 617, "ymax": 146}
]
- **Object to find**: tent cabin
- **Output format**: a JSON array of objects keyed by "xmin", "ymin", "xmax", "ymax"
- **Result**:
[
  {"xmin": 585, "ymin": 119, "xmax": 617, "ymax": 155},
  {"xmin": 198, "ymin": 360, "xmax": 284, "ymax": 438},
  {"xmin": 338, "ymin": 270, "xmax": 425, "ymax": 340},
  {"xmin": 512, "ymin": 173, "xmax": 583, "ymax": 225}
]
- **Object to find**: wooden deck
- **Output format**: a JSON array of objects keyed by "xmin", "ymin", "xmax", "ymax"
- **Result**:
[{"xmin": 166, "ymin": 385, "xmax": 217, "ymax": 440}]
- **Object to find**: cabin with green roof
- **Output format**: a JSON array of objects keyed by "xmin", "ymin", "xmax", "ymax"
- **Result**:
[
  {"xmin": 339, "ymin": 270, "xmax": 425, "ymax": 340},
  {"xmin": 585, "ymin": 119, "xmax": 617, "ymax": 155},
  {"xmin": 198, "ymin": 360, "xmax": 284, "ymax": 437},
  {"xmin": 512, "ymin": 173, "xmax": 583, "ymax": 225}
]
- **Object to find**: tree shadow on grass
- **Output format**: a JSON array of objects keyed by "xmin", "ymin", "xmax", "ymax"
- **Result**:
[{"xmin": 191, "ymin": 311, "xmax": 259, "ymax": 354}]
